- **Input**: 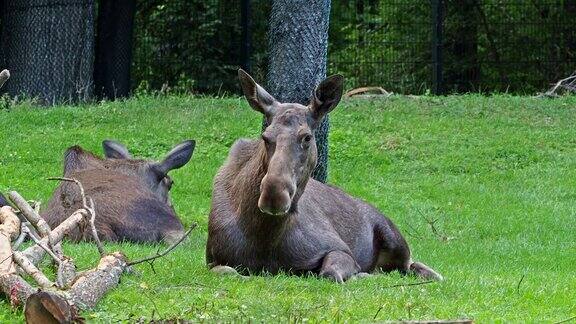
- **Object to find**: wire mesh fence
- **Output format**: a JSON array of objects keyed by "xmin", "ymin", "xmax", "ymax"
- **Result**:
[
  {"xmin": 0, "ymin": 0, "xmax": 575, "ymax": 99},
  {"xmin": 329, "ymin": 0, "xmax": 576, "ymax": 94},
  {"xmin": 0, "ymin": 0, "xmax": 95, "ymax": 104},
  {"xmin": 130, "ymin": 0, "xmax": 576, "ymax": 95},
  {"xmin": 131, "ymin": 0, "xmax": 269, "ymax": 95}
]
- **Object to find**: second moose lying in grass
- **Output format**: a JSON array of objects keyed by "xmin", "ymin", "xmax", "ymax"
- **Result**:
[
  {"xmin": 207, "ymin": 70, "xmax": 442, "ymax": 282},
  {"xmin": 42, "ymin": 140, "xmax": 195, "ymax": 244}
]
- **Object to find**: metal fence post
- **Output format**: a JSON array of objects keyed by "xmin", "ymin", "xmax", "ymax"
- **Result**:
[
  {"xmin": 94, "ymin": 0, "xmax": 136, "ymax": 99},
  {"xmin": 241, "ymin": 0, "xmax": 252, "ymax": 73},
  {"xmin": 431, "ymin": 0, "xmax": 444, "ymax": 95}
]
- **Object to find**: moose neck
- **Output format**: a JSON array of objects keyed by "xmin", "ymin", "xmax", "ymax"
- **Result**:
[{"xmin": 230, "ymin": 140, "xmax": 293, "ymax": 236}]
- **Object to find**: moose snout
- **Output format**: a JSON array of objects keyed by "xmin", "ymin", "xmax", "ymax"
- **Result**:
[{"xmin": 258, "ymin": 175, "xmax": 295, "ymax": 216}]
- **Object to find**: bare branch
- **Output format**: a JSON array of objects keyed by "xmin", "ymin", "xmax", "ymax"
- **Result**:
[
  {"xmin": 8, "ymin": 191, "xmax": 51, "ymax": 238},
  {"xmin": 381, "ymin": 280, "xmax": 435, "ymax": 289},
  {"xmin": 1, "ymin": 191, "xmax": 128, "ymax": 313},
  {"xmin": 47, "ymin": 177, "xmax": 106, "ymax": 256},
  {"xmin": 543, "ymin": 72, "xmax": 576, "ymax": 97},
  {"xmin": 23, "ymin": 209, "xmax": 86, "ymax": 266},
  {"xmin": 47, "ymin": 177, "xmax": 87, "ymax": 207},
  {"xmin": 127, "ymin": 224, "xmax": 196, "ymax": 266},
  {"xmin": 554, "ymin": 316, "xmax": 576, "ymax": 324},
  {"xmin": 0, "ymin": 69, "xmax": 9, "ymax": 89},
  {"xmin": 88, "ymin": 198, "xmax": 105, "ymax": 257},
  {"xmin": 12, "ymin": 251, "xmax": 54, "ymax": 288},
  {"xmin": 11, "ymin": 226, "xmax": 28, "ymax": 250},
  {"xmin": 23, "ymin": 226, "xmax": 62, "ymax": 265}
]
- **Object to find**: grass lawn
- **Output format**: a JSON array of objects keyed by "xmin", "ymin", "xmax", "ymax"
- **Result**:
[{"xmin": 1, "ymin": 94, "xmax": 575, "ymax": 322}]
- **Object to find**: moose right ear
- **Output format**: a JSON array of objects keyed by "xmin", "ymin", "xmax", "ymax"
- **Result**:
[
  {"xmin": 102, "ymin": 140, "xmax": 132, "ymax": 159},
  {"xmin": 238, "ymin": 69, "xmax": 277, "ymax": 116},
  {"xmin": 154, "ymin": 140, "xmax": 195, "ymax": 176}
]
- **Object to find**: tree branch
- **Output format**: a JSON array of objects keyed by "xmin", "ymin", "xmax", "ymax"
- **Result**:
[
  {"xmin": 127, "ymin": 224, "xmax": 196, "ymax": 266},
  {"xmin": 47, "ymin": 177, "xmax": 106, "ymax": 257}
]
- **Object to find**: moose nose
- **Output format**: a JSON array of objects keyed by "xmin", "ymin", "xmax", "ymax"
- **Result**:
[{"xmin": 258, "ymin": 175, "xmax": 294, "ymax": 216}]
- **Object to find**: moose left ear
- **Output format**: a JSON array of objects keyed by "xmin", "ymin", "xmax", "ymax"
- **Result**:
[
  {"xmin": 154, "ymin": 140, "xmax": 195, "ymax": 175},
  {"xmin": 103, "ymin": 140, "xmax": 132, "ymax": 159},
  {"xmin": 309, "ymin": 74, "xmax": 344, "ymax": 124}
]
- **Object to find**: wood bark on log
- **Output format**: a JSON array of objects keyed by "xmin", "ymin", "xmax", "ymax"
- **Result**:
[{"xmin": 0, "ymin": 186, "xmax": 193, "ymax": 322}]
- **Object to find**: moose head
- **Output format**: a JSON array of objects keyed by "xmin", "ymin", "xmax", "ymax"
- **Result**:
[{"xmin": 238, "ymin": 69, "xmax": 344, "ymax": 216}]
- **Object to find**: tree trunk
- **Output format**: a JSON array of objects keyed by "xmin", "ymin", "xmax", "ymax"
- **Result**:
[{"xmin": 267, "ymin": 0, "xmax": 332, "ymax": 183}]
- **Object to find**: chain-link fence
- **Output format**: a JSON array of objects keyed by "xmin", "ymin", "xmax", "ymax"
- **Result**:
[
  {"xmin": 0, "ymin": 0, "xmax": 95, "ymax": 104},
  {"xmin": 1, "ymin": 0, "xmax": 575, "ymax": 100},
  {"xmin": 131, "ymin": 0, "xmax": 576, "ymax": 95},
  {"xmin": 329, "ymin": 0, "xmax": 576, "ymax": 94},
  {"xmin": 131, "ymin": 0, "xmax": 269, "ymax": 94}
]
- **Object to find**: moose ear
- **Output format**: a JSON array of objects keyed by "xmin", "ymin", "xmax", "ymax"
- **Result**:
[
  {"xmin": 64, "ymin": 145, "xmax": 102, "ymax": 175},
  {"xmin": 102, "ymin": 140, "xmax": 132, "ymax": 159},
  {"xmin": 154, "ymin": 140, "xmax": 195, "ymax": 175},
  {"xmin": 309, "ymin": 74, "xmax": 344, "ymax": 124},
  {"xmin": 238, "ymin": 69, "xmax": 277, "ymax": 116}
]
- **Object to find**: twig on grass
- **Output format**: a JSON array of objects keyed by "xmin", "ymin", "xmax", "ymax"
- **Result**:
[
  {"xmin": 553, "ymin": 315, "xmax": 576, "ymax": 324},
  {"xmin": 127, "ymin": 224, "xmax": 196, "ymax": 266},
  {"xmin": 417, "ymin": 209, "xmax": 454, "ymax": 242},
  {"xmin": 381, "ymin": 280, "xmax": 435, "ymax": 289},
  {"xmin": 516, "ymin": 274, "xmax": 525, "ymax": 294},
  {"xmin": 541, "ymin": 72, "xmax": 576, "ymax": 98},
  {"xmin": 404, "ymin": 220, "xmax": 424, "ymax": 240}
]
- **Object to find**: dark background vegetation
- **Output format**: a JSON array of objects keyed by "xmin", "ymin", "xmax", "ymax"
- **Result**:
[
  {"xmin": 0, "ymin": 0, "xmax": 575, "ymax": 97},
  {"xmin": 132, "ymin": 0, "xmax": 576, "ymax": 95}
]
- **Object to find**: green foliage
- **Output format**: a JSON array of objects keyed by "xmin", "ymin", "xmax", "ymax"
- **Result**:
[
  {"xmin": 132, "ymin": 0, "xmax": 270, "ymax": 94},
  {"xmin": 130, "ymin": 1, "xmax": 575, "ymax": 95},
  {"xmin": 1, "ymin": 95, "xmax": 576, "ymax": 321},
  {"xmin": 328, "ymin": 1, "xmax": 576, "ymax": 94}
]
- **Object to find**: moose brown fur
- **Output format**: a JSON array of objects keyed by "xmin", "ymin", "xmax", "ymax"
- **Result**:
[
  {"xmin": 206, "ymin": 70, "xmax": 442, "ymax": 282},
  {"xmin": 42, "ymin": 140, "xmax": 195, "ymax": 244}
]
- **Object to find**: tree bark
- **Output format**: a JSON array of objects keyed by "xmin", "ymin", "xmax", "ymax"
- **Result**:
[{"xmin": 267, "ymin": 0, "xmax": 332, "ymax": 182}]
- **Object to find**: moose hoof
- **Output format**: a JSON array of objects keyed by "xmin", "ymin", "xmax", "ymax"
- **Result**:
[
  {"xmin": 410, "ymin": 262, "xmax": 443, "ymax": 281},
  {"xmin": 320, "ymin": 269, "xmax": 345, "ymax": 283},
  {"xmin": 210, "ymin": 265, "xmax": 248, "ymax": 279},
  {"xmin": 349, "ymin": 272, "xmax": 372, "ymax": 281}
]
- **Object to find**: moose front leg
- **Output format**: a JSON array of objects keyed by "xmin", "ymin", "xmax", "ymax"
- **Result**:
[{"xmin": 319, "ymin": 250, "xmax": 360, "ymax": 283}]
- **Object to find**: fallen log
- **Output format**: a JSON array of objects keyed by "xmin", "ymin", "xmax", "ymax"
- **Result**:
[{"xmin": 0, "ymin": 181, "xmax": 194, "ymax": 323}]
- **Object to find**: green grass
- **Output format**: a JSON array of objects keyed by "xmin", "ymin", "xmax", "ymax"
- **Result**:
[{"xmin": 1, "ymin": 94, "xmax": 575, "ymax": 322}]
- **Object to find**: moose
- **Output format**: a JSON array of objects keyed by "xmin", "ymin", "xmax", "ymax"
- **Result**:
[
  {"xmin": 206, "ymin": 70, "xmax": 442, "ymax": 282},
  {"xmin": 40, "ymin": 140, "xmax": 195, "ymax": 244}
]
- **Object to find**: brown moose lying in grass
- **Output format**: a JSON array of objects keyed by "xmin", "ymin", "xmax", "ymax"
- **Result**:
[
  {"xmin": 206, "ymin": 70, "xmax": 442, "ymax": 282},
  {"xmin": 41, "ymin": 140, "xmax": 195, "ymax": 244}
]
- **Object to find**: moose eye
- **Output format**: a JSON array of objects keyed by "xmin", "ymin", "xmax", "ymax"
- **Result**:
[{"xmin": 301, "ymin": 134, "xmax": 312, "ymax": 147}]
